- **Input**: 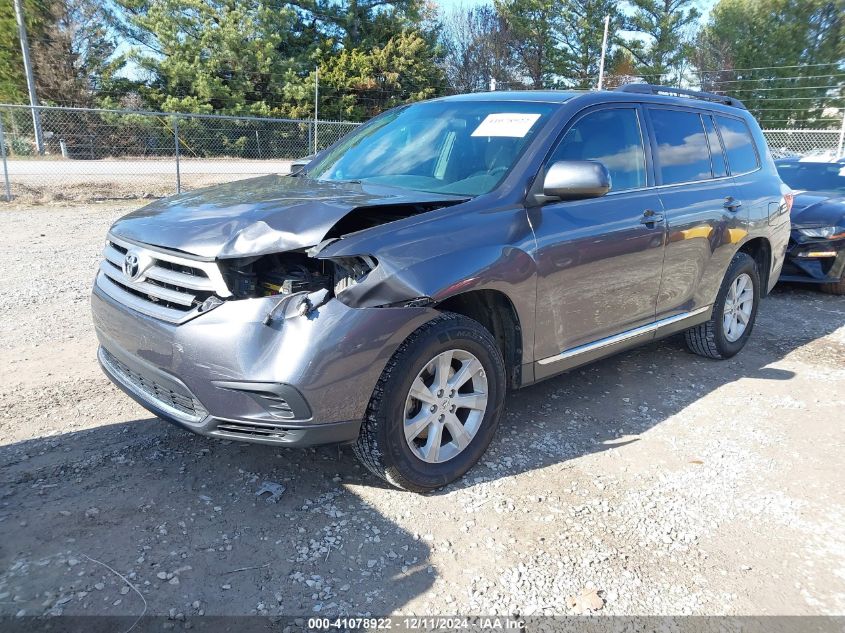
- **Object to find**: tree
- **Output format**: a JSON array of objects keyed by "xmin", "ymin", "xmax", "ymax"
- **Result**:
[
  {"xmin": 30, "ymin": 0, "xmax": 124, "ymax": 107},
  {"xmin": 307, "ymin": 0, "xmax": 432, "ymax": 49},
  {"xmin": 556, "ymin": 0, "xmax": 624, "ymax": 89},
  {"xmin": 440, "ymin": 5, "xmax": 521, "ymax": 93},
  {"xmin": 695, "ymin": 0, "xmax": 844, "ymax": 128},
  {"xmin": 495, "ymin": 0, "xmax": 563, "ymax": 89},
  {"xmin": 622, "ymin": 0, "xmax": 700, "ymax": 85},
  {"xmin": 115, "ymin": 0, "xmax": 306, "ymax": 115},
  {"xmin": 284, "ymin": 30, "xmax": 446, "ymax": 122}
]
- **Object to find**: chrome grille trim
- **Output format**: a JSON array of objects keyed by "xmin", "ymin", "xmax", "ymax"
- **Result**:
[
  {"xmin": 96, "ymin": 272, "xmax": 189, "ymax": 322},
  {"xmin": 99, "ymin": 347, "xmax": 207, "ymax": 424},
  {"xmin": 100, "ymin": 261, "xmax": 196, "ymax": 306},
  {"xmin": 96, "ymin": 234, "xmax": 231, "ymax": 324}
]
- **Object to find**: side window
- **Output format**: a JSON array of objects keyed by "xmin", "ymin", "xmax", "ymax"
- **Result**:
[
  {"xmin": 650, "ymin": 109, "xmax": 713, "ymax": 185},
  {"xmin": 715, "ymin": 115, "xmax": 759, "ymax": 174},
  {"xmin": 549, "ymin": 108, "xmax": 646, "ymax": 192},
  {"xmin": 702, "ymin": 115, "xmax": 727, "ymax": 177}
]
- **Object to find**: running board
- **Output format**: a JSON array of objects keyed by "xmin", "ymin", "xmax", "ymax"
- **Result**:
[{"xmin": 537, "ymin": 306, "xmax": 712, "ymax": 366}]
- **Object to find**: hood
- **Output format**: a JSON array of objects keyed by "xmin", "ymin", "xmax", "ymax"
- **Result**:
[
  {"xmin": 790, "ymin": 191, "xmax": 845, "ymax": 229},
  {"xmin": 109, "ymin": 174, "xmax": 466, "ymax": 259}
]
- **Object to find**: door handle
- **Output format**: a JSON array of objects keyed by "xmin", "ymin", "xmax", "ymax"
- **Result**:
[
  {"xmin": 640, "ymin": 209, "xmax": 664, "ymax": 226},
  {"xmin": 724, "ymin": 197, "xmax": 743, "ymax": 211}
]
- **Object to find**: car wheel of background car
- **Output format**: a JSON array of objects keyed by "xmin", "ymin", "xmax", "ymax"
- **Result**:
[
  {"xmin": 684, "ymin": 251, "xmax": 761, "ymax": 360},
  {"xmin": 353, "ymin": 313, "xmax": 506, "ymax": 492},
  {"xmin": 820, "ymin": 274, "xmax": 845, "ymax": 295}
]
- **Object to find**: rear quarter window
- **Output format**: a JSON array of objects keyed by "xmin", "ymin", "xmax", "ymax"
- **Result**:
[{"xmin": 715, "ymin": 115, "xmax": 759, "ymax": 174}]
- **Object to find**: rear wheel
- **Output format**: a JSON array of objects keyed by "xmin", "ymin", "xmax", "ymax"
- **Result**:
[
  {"xmin": 685, "ymin": 251, "xmax": 760, "ymax": 359},
  {"xmin": 353, "ymin": 313, "xmax": 506, "ymax": 492}
]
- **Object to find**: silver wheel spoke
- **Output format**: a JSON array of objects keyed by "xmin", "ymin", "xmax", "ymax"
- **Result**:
[
  {"xmin": 434, "ymin": 352, "xmax": 453, "ymax": 390},
  {"xmin": 448, "ymin": 358, "xmax": 482, "ymax": 390},
  {"xmin": 444, "ymin": 414, "xmax": 472, "ymax": 449},
  {"xmin": 452, "ymin": 392, "xmax": 487, "ymax": 411},
  {"xmin": 404, "ymin": 411, "xmax": 432, "ymax": 442},
  {"xmin": 421, "ymin": 421, "xmax": 443, "ymax": 462},
  {"xmin": 409, "ymin": 377, "xmax": 438, "ymax": 406}
]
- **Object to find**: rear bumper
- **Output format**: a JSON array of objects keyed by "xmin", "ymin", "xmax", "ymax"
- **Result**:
[{"xmin": 92, "ymin": 280, "xmax": 437, "ymax": 446}]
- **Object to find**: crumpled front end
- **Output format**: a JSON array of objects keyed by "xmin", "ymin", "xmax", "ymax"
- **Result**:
[{"xmin": 92, "ymin": 232, "xmax": 439, "ymax": 446}]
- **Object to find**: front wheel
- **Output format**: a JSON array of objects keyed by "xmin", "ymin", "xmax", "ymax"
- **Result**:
[
  {"xmin": 353, "ymin": 313, "xmax": 506, "ymax": 492},
  {"xmin": 685, "ymin": 251, "xmax": 761, "ymax": 359},
  {"xmin": 820, "ymin": 272, "xmax": 845, "ymax": 295}
]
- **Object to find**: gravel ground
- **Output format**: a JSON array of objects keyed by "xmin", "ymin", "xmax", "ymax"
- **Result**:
[{"xmin": 1, "ymin": 202, "xmax": 844, "ymax": 618}]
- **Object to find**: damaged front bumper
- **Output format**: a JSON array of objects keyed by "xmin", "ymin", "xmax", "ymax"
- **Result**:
[
  {"xmin": 92, "ymin": 283, "xmax": 437, "ymax": 446},
  {"xmin": 779, "ymin": 234, "xmax": 845, "ymax": 284}
]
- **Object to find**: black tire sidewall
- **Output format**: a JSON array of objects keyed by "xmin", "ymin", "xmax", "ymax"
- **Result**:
[
  {"xmin": 375, "ymin": 317, "xmax": 506, "ymax": 490},
  {"xmin": 713, "ymin": 252, "xmax": 760, "ymax": 357}
]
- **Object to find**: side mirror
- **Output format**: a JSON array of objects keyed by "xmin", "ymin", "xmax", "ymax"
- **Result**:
[
  {"xmin": 541, "ymin": 160, "xmax": 611, "ymax": 201},
  {"xmin": 289, "ymin": 155, "xmax": 314, "ymax": 175}
]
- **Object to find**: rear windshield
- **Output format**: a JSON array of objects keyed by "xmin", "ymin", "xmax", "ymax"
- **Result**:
[
  {"xmin": 308, "ymin": 100, "xmax": 557, "ymax": 196},
  {"xmin": 715, "ymin": 116, "xmax": 760, "ymax": 174}
]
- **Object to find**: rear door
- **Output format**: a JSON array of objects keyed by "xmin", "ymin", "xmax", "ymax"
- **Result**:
[
  {"xmin": 532, "ymin": 105, "xmax": 666, "ymax": 365},
  {"xmin": 645, "ymin": 107, "xmax": 746, "ymax": 318}
]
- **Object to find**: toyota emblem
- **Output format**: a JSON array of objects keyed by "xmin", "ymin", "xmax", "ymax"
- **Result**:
[{"xmin": 123, "ymin": 251, "xmax": 141, "ymax": 280}]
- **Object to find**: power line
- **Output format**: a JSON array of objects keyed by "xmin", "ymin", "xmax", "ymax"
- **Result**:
[{"xmin": 698, "ymin": 61, "xmax": 843, "ymax": 73}]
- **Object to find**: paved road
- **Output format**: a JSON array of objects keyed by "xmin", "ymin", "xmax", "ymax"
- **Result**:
[{"xmin": 4, "ymin": 158, "xmax": 294, "ymax": 176}]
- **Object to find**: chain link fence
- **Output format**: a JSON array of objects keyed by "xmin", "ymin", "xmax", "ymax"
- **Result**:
[
  {"xmin": 0, "ymin": 104, "xmax": 843, "ymax": 203},
  {"xmin": 0, "ymin": 104, "xmax": 359, "ymax": 202},
  {"xmin": 762, "ymin": 129, "xmax": 844, "ymax": 160}
]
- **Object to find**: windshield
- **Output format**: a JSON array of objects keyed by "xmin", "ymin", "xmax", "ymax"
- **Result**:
[
  {"xmin": 777, "ymin": 161, "xmax": 845, "ymax": 194},
  {"xmin": 307, "ymin": 100, "xmax": 557, "ymax": 196}
]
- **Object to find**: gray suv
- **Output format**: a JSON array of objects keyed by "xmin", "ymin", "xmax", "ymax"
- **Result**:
[{"xmin": 92, "ymin": 85, "xmax": 791, "ymax": 491}]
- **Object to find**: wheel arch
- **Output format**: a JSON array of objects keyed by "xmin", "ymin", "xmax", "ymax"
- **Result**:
[
  {"xmin": 435, "ymin": 289, "xmax": 524, "ymax": 390},
  {"xmin": 738, "ymin": 236, "xmax": 773, "ymax": 295}
]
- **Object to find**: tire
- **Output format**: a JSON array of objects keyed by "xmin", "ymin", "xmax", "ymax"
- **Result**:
[
  {"xmin": 820, "ymin": 273, "xmax": 845, "ymax": 295},
  {"xmin": 684, "ymin": 251, "xmax": 761, "ymax": 360},
  {"xmin": 353, "ymin": 313, "xmax": 506, "ymax": 492}
]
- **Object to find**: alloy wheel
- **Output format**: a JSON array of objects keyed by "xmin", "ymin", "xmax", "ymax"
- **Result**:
[
  {"xmin": 723, "ymin": 272, "xmax": 754, "ymax": 343},
  {"xmin": 403, "ymin": 349, "xmax": 489, "ymax": 464}
]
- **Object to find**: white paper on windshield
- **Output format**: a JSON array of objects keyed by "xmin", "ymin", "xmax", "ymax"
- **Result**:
[{"xmin": 471, "ymin": 113, "xmax": 541, "ymax": 138}]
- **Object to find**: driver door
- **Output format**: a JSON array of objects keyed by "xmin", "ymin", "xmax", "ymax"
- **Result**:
[{"xmin": 531, "ymin": 105, "xmax": 667, "ymax": 374}]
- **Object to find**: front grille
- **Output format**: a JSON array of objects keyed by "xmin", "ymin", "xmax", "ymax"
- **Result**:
[
  {"xmin": 95, "ymin": 235, "xmax": 231, "ymax": 324},
  {"xmin": 99, "ymin": 347, "xmax": 207, "ymax": 423},
  {"xmin": 212, "ymin": 420, "xmax": 290, "ymax": 442}
]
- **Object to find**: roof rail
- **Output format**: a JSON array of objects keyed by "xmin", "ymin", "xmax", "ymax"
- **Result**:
[{"xmin": 613, "ymin": 83, "xmax": 747, "ymax": 110}]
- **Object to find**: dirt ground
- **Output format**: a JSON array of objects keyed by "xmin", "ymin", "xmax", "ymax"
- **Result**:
[{"xmin": 1, "ymin": 202, "xmax": 844, "ymax": 619}]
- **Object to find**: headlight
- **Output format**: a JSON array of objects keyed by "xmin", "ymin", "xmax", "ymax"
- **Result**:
[{"xmin": 797, "ymin": 226, "xmax": 843, "ymax": 238}]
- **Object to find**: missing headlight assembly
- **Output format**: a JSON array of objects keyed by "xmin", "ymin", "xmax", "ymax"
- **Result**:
[{"xmin": 216, "ymin": 250, "xmax": 380, "ymax": 324}]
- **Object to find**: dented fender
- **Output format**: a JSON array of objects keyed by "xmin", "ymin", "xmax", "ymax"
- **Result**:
[{"xmin": 316, "ymin": 202, "xmax": 540, "ymax": 363}]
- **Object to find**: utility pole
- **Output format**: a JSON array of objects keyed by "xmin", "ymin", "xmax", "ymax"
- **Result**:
[
  {"xmin": 13, "ymin": 0, "xmax": 44, "ymax": 154},
  {"xmin": 597, "ymin": 14, "xmax": 610, "ymax": 91},
  {"xmin": 838, "ymin": 110, "xmax": 845, "ymax": 158},
  {"xmin": 313, "ymin": 66, "xmax": 319, "ymax": 156}
]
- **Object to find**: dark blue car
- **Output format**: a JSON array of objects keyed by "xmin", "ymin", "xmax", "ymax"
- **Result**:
[{"xmin": 775, "ymin": 156, "xmax": 845, "ymax": 294}]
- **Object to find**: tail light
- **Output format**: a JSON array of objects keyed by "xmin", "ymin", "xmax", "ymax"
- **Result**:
[{"xmin": 784, "ymin": 191, "xmax": 794, "ymax": 214}]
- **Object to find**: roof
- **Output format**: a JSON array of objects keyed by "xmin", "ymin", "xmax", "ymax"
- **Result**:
[
  {"xmin": 435, "ymin": 90, "xmax": 582, "ymax": 104},
  {"xmin": 432, "ymin": 88, "xmax": 751, "ymax": 117}
]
